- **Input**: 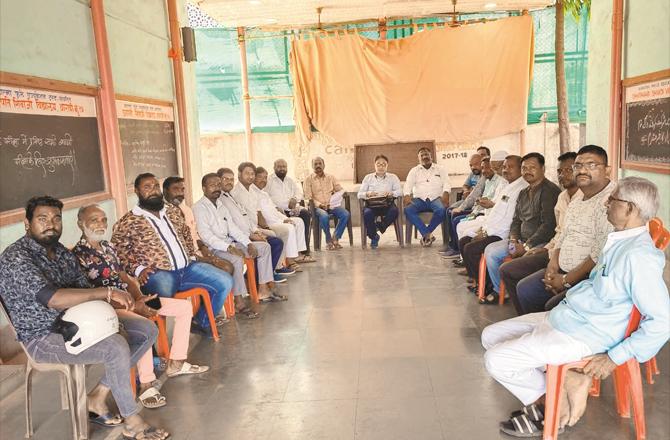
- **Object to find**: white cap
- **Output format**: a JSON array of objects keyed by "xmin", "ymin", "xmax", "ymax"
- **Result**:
[{"xmin": 491, "ymin": 150, "xmax": 509, "ymax": 161}]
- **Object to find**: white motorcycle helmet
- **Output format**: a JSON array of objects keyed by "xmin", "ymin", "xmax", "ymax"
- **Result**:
[{"xmin": 55, "ymin": 300, "xmax": 119, "ymax": 355}]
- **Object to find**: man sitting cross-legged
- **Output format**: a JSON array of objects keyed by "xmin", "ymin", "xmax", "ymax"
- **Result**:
[
  {"xmin": 0, "ymin": 196, "xmax": 169, "ymax": 439},
  {"xmin": 194, "ymin": 173, "xmax": 285, "ymax": 306},
  {"xmin": 403, "ymin": 147, "xmax": 452, "ymax": 247},
  {"xmin": 73, "ymin": 204, "xmax": 208, "ymax": 410},
  {"xmin": 112, "ymin": 173, "xmax": 234, "ymax": 337},
  {"xmin": 482, "ymin": 177, "xmax": 669, "ymax": 437}
]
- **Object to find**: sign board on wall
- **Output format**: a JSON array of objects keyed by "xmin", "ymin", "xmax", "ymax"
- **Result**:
[
  {"xmin": 621, "ymin": 69, "xmax": 670, "ymax": 174},
  {"xmin": 116, "ymin": 99, "xmax": 179, "ymax": 185},
  {"xmin": 0, "ymin": 84, "xmax": 106, "ymax": 213}
]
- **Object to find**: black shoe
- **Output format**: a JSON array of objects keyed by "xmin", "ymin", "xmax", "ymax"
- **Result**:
[{"xmin": 452, "ymin": 258, "xmax": 464, "ymax": 267}]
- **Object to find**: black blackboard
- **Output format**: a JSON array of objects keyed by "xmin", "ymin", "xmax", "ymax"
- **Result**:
[
  {"xmin": 354, "ymin": 141, "xmax": 435, "ymax": 183},
  {"xmin": 624, "ymin": 97, "xmax": 670, "ymax": 165},
  {"xmin": 118, "ymin": 118, "xmax": 178, "ymax": 185},
  {"xmin": 0, "ymin": 112, "xmax": 105, "ymax": 212}
]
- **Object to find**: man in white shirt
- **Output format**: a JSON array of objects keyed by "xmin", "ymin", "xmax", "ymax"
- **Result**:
[
  {"xmin": 193, "ymin": 173, "xmax": 285, "ymax": 306},
  {"xmin": 266, "ymin": 159, "xmax": 313, "ymax": 258},
  {"xmin": 253, "ymin": 167, "xmax": 311, "ymax": 267},
  {"xmin": 403, "ymin": 147, "xmax": 452, "ymax": 246},
  {"xmin": 231, "ymin": 162, "xmax": 295, "ymax": 278},
  {"xmin": 458, "ymin": 156, "xmax": 528, "ymax": 292}
]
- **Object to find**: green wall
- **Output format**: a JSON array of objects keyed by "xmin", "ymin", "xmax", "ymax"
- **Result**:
[
  {"xmin": 0, "ymin": 0, "xmax": 179, "ymax": 252},
  {"xmin": 586, "ymin": 0, "xmax": 670, "ymax": 225}
]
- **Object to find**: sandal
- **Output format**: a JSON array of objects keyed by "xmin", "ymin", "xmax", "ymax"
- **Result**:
[
  {"xmin": 236, "ymin": 306, "xmax": 259, "ymax": 319},
  {"xmin": 138, "ymin": 387, "xmax": 166, "ymax": 409},
  {"xmin": 295, "ymin": 254, "xmax": 316, "ymax": 263},
  {"xmin": 334, "ymin": 242, "xmax": 343, "ymax": 249},
  {"xmin": 166, "ymin": 361, "xmax": 210, "ymax": 378},
  {"xmin": 122, "ymin": 425, "xmax": 170, "ymax": 440},
  {"xmin": 270, "ymin": 292, "xmax": 288, "ymax": 302},
  {"xmin": 499, "ymin": 414, "xmax": 562, "ymax": 438},
  {"xmin": 289, "ymin": 263, "xmax": 303, "ymax": 272},
  {"xmin": 326, "ymin": 242, "xmax": 337, "ymax": 251},
  {"xmin": 215, "ymin": 315, "xmax": 229, "ymax": 326},
  {"xmin": 479, "ymin": 293, "xmax": 499, "ymax": 305},
  {"xmin": 88, "ymin": 411, "xmax": 123, "ymax": 427},
  {"xmin": 509, "ymin": 404, "xmax": 545, "ymax": 422}
]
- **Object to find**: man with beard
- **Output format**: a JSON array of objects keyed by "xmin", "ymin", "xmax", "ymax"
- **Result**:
[
  {"xmin": 266, "ymin": 159, "xmax": 315, "ymax": 262},
  {"xmin": 0, "ymin": 196, "xmax": 169, "ymax": 439},
  {"xmin": 163, "ymin": 176, "xmax": 234, "ymax": 276},
  {"xmin": 498, "ymin": 152, "xmax": 581, "ymax": 315},
  {"xmin": 194, "ymin": 173, "xmax": 283, "ymax": 306},
  {"xmin": 479, "ymin": 153, "xmax": 561, "ymax": 304},
  {"xmin": 505, "ymin": 145, "xmax": 616, "ymax": 315},
  {"xmin": 112, "ymin": 173, "xmax": 234, "ymax": 336},
  {"xmin": 73, "ymin": 204, "xmax": 208, "ymax": 409},
  {"xmin": 403, "ymin": 147, "xmax": 452, "ymax": 247},
  {"xmin": 303, "ymin": 156, "xmax": 351, "ymax": 250}
]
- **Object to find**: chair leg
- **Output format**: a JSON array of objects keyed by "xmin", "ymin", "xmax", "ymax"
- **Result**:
[
  {"xmin": 441, "ymin": 220, "xmax": 448, "ymax": 245},
  {"xmin": 197, "ymin": 291, "xmax": 220, "ymax": 341},
  {"xmin": 626, "ymin": 360, "xmax": 646, "ymax": 440},
  {"xmin": 130, "ymin": 367, "xmax": 137, "ymax": 398},
  {"xmin": 59, "ymin": 372, "xmax": 70, "ymax": 410},
  {"xmin": 313, "ymin": 216, "xmax": 321, "ymax": 251},
  {"xmin": 25, "ymin": 366, "xmax": 33, "ymax": 438},
  {"xmin": 72, "ymin": 365, "xmax": 89, "ymax": 440},
  {"xmin": 477, "ymin": 255, "xmax": 487, "ymax": 301},
  {"xmin": 360, "ymin": 213, "xmax": 367, "ymax": 248},
  {"xmin": 224, "ymin": 293, "xmax": 235, "ymax": 318},
  {"xmin": 63, "ymin": 370, "xmax": 78, "ymax": 440},
  {"xmin": 244, "ymin": 258, "xmax": 259, "ymax": 304},
  {"xmin": 613, "ymin": 366, "xmax": 631, "ymax": 418},
  {"xmin": 498, "ymin": 281, "xmax": 506, "ymax": 305},
  {"xmin": 395, "ymin": 218, "xmax": 404, "ymax": 247},
  {"xmin": 348, "ymin": 219, "xmax": 353, "ymax": 246},
  {"xmin": 543, "ymin": 364, "xmax": 568, "ymax": 440}
]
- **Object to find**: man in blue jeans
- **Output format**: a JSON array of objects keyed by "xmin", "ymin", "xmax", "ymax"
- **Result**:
[
  {"xmin": 403, "ymin": 147, "xmax": 452, "ymax": 246},
  {"xmin": 304, "ymin": 157, "xmax": 351, "ymax": 250},
  {"xmin": 112, "ymin": 173, "xmax": 234, "ymax": 335}
]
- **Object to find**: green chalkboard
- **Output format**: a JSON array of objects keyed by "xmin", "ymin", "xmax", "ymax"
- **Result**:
[{"xmin": 118, "ymin": 118, "xmax": 179, "ymax": 185}]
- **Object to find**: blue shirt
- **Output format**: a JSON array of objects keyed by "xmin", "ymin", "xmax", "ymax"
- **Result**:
[
  {"xmin": 463, "ymin": 173, "xmax": 481, "ymax": 188},
  {"xmin": 549, "ymin": 226, "xmax": 669, "ymax": 365},
  {"xmin": 357, "ymin": 172, "xmax": 402, "ymax": 199}
]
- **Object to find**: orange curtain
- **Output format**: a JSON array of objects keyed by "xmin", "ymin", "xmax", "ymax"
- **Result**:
[{"xmin": 291, "ymin": 15, "xmax": 534, "ymax": 147}]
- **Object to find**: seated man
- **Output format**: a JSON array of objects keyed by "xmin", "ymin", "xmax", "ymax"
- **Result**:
[
  {"xmin": 112, "ymin": 173, "xmax": 234, "ymax": 336},
  {"xmin": 254, "ymin": 167, "xmax": 308, "ymax": 268},
  {"xmin": 357, "ymin": 154, "xmax": 402, "ymax": 248},
  {"xmin": 232, "ymin": 162, "xmax": 296, "ymax": 276},
  {"xmin": 217, "ymin": 167, "xmax": 288, "ymax": 285},
  {"xmin": 458, "ymin": 155, "xmax": 527, "ymax": 293},
  {"xmin": 303, "ymin": 156, "xmax": 351, "ymax": 250},
  {"xmin": 498, "ymin": 150, "xmax": 604, "ymax": 315},
  {"xmin": 482, "ymin": 177, "xmax": 669, "ymax": 437},
  {"xmin": 163, "ymin": 175, "xmax": 234, "ymax": 276},
  {"xmin": 403, "ymin": 147, "xmax": 451, "ymax": 247},
  {"xmin": 481, "ymin": 153, "xmax": 561, "ymax": 304},
  {"xmin": 0, "ymin": 196, "xmax": 169, "ymax": 439},
  {"xmin": 73, "ymin": 204, "xmax": 208, "ymax": 408},
  {"xmin": 444, "ymin": 154, "xmax": 507, "ymax": 259},
  {"xmin": 194, "ymin": 173, "xmax": 285, "ymax": 304},
  {"xmin": 266, "ymin": 158, "xmax": 315, "ymax": 262}
]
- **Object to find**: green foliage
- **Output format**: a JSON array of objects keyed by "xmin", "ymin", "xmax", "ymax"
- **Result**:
[{"xmin": 563, "ymin": 0, "xmax": 591, "ymax": 22}]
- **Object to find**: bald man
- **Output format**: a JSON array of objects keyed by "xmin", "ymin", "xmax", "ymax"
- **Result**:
[{"xmin": 266, "ymin": 159, "xmax": 314, "ymax": 261}]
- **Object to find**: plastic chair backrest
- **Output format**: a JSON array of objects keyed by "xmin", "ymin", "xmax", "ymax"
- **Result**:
[{"xmin": 649, "ymin": 217, "xmax": 670, "ymax": 251}]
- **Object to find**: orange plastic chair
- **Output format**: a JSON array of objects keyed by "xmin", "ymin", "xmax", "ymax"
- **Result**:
[
  {"xmin": 243, "ymin": 257, "xmax": 260, "ymax": 304},
  {"xmin": 544, "ymin": 307, "xmax": 646, "ymax": 440},
  {"xmin": 477, "ymin": 254, "xmax": 510, "ymax": 305},
  {"xmin": 173, "ymin": 287, "xmax": 220, "ymax": 341},
  {"xmin": 224, "ymin": 293, "xmax": 235, "ymax": 318},
  {"xmin": 150, "ymin": 315, "xmax": 171, "ymax": 359}
]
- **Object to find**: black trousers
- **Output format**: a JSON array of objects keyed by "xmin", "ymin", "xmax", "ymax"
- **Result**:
[
  {"xmin": 499, "ymin": 252, "xmax": 550, "ymax": 315},
  {"xmin": 287, "ymin": 208, "xmax": 312, "ymax": 254},
  {"xmin": 460, "ymin": 235, "xmax": 502, "ymax": 291}
]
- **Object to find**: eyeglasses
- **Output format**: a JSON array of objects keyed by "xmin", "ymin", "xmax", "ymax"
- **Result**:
[
  {"xmin": 606, "ymin": 195, "xmax": 633, "ymax": 206},
  {"xmin": 572, "ymin": 162, "xmax": 606, "ymax": 171},
  {"xmin": 556, "ymin": 167, "xmax": 573, "ymax": 175}
]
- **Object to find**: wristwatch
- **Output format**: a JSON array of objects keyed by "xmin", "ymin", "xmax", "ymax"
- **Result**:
[{"xmin": 562, "ymin": 274, "xmax": 572, "ymax": 289}]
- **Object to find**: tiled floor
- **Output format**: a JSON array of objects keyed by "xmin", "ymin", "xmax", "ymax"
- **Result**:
[{"xmin": 1, "ymin": 230, "xmax": 668, "ymax": 439}]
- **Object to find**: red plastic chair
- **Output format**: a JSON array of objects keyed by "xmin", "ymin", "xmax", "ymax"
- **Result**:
[
  {"xmin": 477, "ymin": 254, "xmax": 510, "ymax": 305},
  {"xmin": 544, "ymin": 307, "xmax": 646, "ymax": 440},
  {"xmin": 174, "ymin": 287, "xmax": 220, "ymax": 341}
]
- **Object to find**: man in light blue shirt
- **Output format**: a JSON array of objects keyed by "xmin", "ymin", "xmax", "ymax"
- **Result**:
[
  {"xmin": 357, "ymin": 154, "xmax": 402, "ymax": 248},
  {"xmin": 481, "ymin": 176, "xmax": 669, "ymax": 437}
]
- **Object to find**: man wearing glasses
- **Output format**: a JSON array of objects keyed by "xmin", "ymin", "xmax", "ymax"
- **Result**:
[{"xmin": 501, "ymin": 145, "xmax": 615, "ymax": 315}]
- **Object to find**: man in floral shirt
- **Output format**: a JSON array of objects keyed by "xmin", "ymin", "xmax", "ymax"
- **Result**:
[{"xmin": 73, "ymin": 204, "xmax": 209, "ymax": 408}]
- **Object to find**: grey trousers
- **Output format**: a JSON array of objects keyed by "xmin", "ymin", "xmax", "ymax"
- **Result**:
[
  {"xmin": 25, "ymin": 313, "xmax": 157, "ymax": 418},
  {"xmin": 213, "ymin": 241, "xmax": 273, "ymax": 295}
]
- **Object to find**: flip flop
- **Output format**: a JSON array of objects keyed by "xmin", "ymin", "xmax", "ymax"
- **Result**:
[
  {"xmin": 122, "ymin": 426, "xmax": 170, "ymax": 440},
  {"xmin": 166, "ymin": 361, "xmax": 210, "ymax": 378},
  {"xmin": 270, "ymin": 292, "xmax": 288, "ymax": 302},
  {"xmin": 236, "ymin": 306, "xmax": 259, "ymax": 319},
  {"xmin": 295, "ymin": 255, "xmax": 316, "ymax": 263},
  {"xmin": 88, "ymin": 411, "xmax": 123, "ymax": 427},
  {"xmin": 138, "ymin": 387, "xmax": 166, "ymax": 409}
]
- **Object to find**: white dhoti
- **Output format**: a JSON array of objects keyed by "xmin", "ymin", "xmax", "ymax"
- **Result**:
[
  {"xmin": 457, "ymin": 216, "xmax": 486, "ymax": 238},
  {"xmin": 481, "ymin": 312, "xmax": 593, "ymax": 405},
  {"xmin": 286, "ymin": 217, "xmax": 307, "ymax": 252},
  {"xmin": 268, "ymin": 222, "xmax": 299, "ymax": 259}
]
